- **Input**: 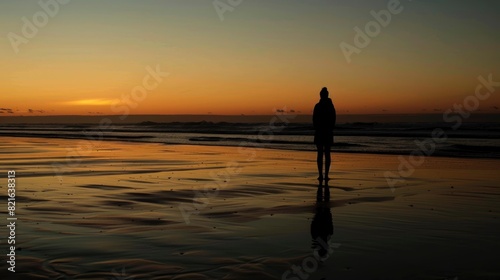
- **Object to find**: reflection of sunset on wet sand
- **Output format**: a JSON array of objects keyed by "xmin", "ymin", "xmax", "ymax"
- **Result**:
[{"xmin": 1, "ymin": 137, "xmax": 499, "ymax": 279}]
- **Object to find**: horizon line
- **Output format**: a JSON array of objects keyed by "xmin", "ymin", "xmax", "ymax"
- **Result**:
[{"xmin": 2, "ymin": 112, "xmax": 500, "ymax": 117}]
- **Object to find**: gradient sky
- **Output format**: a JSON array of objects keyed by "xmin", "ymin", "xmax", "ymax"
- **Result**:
[{"xmin": 1, "ymin": 0, "xmax": 499, "ymax": 116}]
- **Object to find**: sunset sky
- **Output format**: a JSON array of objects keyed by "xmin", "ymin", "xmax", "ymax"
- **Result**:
[{"xmin": 1, "ymin": 0, "xmax": 499, "ymax": 116}]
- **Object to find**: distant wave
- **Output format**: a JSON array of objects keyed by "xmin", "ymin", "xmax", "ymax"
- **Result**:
[
  {"xmin": 0, "ymin": 131, "xmax": 154, "ymax": 141},
  {"xmin": 449, "ymin": 143, "xmax": 500, "ymax": 152},
  {"xmin": 189, "ymin": 136, "xmax": 364, "ymax": 147},
  {"xmin": 435, "ymin": 143, "xmax": 500, "ymax": 158},
  {"xmin": 2, "ymin": 121, "xmax": 500, "ymax": 138},
  {"xmin": 1, "ymin": 122, "xmax": 500, "ymax": 159}
]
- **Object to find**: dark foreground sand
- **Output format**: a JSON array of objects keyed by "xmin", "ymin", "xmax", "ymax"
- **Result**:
[{"xmin": 0, "ymin": 137, "xmax": 499, "ymax": 280}]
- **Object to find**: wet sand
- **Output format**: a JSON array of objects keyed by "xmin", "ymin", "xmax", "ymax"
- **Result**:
[{"xmin": 0, "ymin": 137, "xmax": 499, "ymax": 279}]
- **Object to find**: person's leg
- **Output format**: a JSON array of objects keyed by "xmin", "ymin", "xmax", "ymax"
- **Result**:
[
  {"xmin": 316, "ymin": 144, "xmax": 323, "ymax": 181},
  {"xmin": 324, "ymin": 144, "xmax": 331, "ymax": 181}
]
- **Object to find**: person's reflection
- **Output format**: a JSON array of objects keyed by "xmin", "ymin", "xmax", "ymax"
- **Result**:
[{"xmin": 311, "ymin": 182, "xmax": 334, "ymax": 260}]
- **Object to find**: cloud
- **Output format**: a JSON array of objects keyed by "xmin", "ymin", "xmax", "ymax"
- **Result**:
[
  {"xmin": 0, "ymin": 108, "xmax": 14, "ymax": 114},
  {"xmin": 64, "ymin": 99, "xmax": 116, "ymax": 106},
  {"xmin": 28, "ymin": 109, "xmax": 46, "ymax": 114}
]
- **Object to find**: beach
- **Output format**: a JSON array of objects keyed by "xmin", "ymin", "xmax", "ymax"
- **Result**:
[{"xmin": 0, "ymin": 136, "xmax": 499, "ymax": 280}]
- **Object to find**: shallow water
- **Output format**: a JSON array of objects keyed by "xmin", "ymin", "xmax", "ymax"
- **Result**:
[{"xmin": 2, "ymin": 121, "xmax": 500, "ymax": 159}]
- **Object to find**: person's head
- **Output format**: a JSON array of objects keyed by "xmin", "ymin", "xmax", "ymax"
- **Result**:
[{"xmin": 320, "ymin": 87, "xmax": 329, "ymax": 99}]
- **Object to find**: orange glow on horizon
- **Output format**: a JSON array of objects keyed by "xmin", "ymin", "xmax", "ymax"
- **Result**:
[{"xmin": 1, "ymin": 2, "xmax": 498, "ymax": 117}]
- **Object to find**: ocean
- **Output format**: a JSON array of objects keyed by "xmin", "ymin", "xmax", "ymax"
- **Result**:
[{"xmin": 1, "ymin": 120, "xmax": 500, "ymax": 159}]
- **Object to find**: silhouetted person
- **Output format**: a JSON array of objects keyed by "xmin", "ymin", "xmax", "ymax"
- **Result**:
[{"xmin": 313, "ymin": 87, "xmax": 336, "ymax": 183}]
